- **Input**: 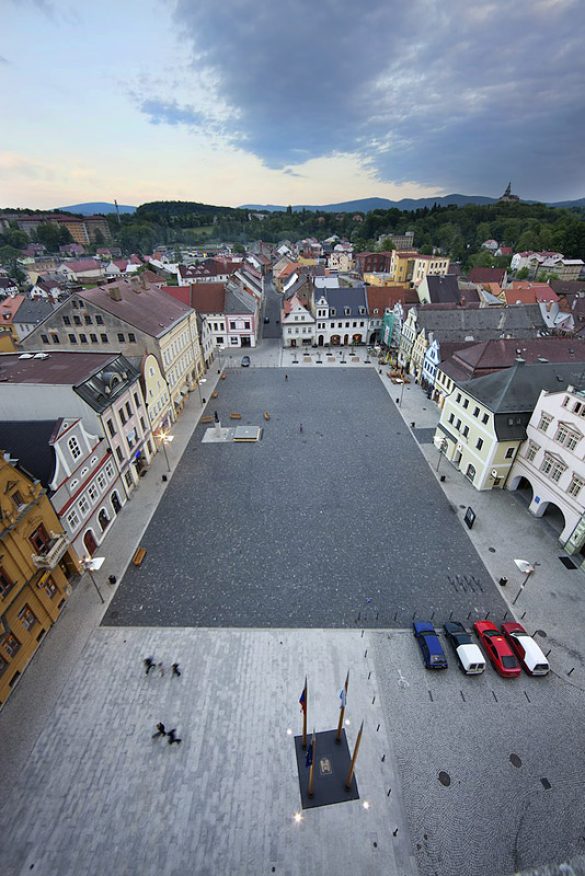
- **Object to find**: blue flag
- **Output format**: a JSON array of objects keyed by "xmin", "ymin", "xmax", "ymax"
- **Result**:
[
  {"xmin": 305, "ymin": 742, "xmax": 313, "ymax": 768},
  {"xmin": 299, "ymin": 687, "xmax": 306, "ymax": 714},
  {"xmin": 339, "ymin": 688, "xmax": 346, "ymax": 709}
]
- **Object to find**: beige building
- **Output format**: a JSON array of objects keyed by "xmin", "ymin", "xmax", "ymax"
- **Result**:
[{"xmin": 141, "ymin": 353, "xmax": 174, "ymax": 435}]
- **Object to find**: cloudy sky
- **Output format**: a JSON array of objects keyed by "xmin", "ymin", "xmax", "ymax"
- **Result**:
[{"xmin": 1, "ymin": 0, "xmax": 583, "ymax": 209}]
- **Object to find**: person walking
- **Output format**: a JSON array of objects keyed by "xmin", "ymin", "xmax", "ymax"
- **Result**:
[
  {"xmin": 171, "ymin": 663, "xmax": 181, "ymax": 677},
  {"xmin": 299, "ymin": 423, "xmax": 303, "ymax": 434},
  {"xmin": 285, "ymin": 373, "xmax": 288, "ymax": 381},
  {"xmin": 144, "ymin": 656, "xmax": 155, "ymax": 675},
  {"xmin": 167, "ymin": 728, "xmax": 182, "ymax": 745},
  {"xmin": 152, "ymin": 722, "xmax": 167, "ymax": 739}
]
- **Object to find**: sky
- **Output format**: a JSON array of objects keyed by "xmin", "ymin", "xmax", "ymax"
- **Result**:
[{"xmin": 1, "ymin": 0, "xmax": 584, "ymax": 209}]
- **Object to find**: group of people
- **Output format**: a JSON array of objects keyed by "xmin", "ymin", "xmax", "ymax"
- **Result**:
[{"xmin": 144, "ymin": 656, "xmax": 182, "ymax": 745}]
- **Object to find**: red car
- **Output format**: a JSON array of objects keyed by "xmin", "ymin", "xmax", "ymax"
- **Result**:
[
  {"xmin": 473, "ymin": 621, "xmax": 521, "ymax": 678},
  {"xmin": 501, "ymin": 622, "xmax": 550, "ymax": 676}
]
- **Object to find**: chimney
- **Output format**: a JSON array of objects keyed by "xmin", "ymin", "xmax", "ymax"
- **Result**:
[{"xmin": 108, "ymin": 285, "xmax": 122, "ymax": 302}]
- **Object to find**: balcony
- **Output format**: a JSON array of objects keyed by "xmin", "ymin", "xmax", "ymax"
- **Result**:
[{"xmin": 32, "ymin": 533, "xmax": 70, "ymax": 570}]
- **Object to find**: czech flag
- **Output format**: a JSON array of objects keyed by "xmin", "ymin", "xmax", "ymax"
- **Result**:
[
  {"xmin": 299, "ymin": 687, "xmax": 307, "ymax": 714},
  {"xmin": 305, "ymin": 741, "xmax": 313, "ymax": 768}
]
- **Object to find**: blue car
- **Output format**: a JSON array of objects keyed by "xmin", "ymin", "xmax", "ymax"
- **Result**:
[{"xmin": 413, "ymin": 621, "xmax": 448, "ymax": 670}]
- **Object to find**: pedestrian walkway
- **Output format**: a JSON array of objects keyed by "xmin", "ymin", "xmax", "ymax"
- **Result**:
[{"xmin": 383, "ymin": 375, "xmax": 585, "ymax": 688}]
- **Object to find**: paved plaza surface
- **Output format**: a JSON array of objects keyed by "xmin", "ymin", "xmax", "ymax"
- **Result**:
[{"xmin": 104, "ymin": 368, "xmax": 507, "ymax": 629}]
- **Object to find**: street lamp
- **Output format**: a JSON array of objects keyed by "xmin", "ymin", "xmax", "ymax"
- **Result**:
[
  {"xmin": 81, "ymin": 555, "xmax": 105, "ymax": 604},
  {"xmin": 512, "ymin": 558, "xmax": 537, "ymax": 605},
  {"xmin": 196, "ymin": 377, "xmax": 207, "ymax": 404},
  {"xmin": 434, "ymin": 435, "xmax": 448, "ymax": 472},
  {"xmin": 155, "ymin": 429, "xmax": 174, "ymax": 473},
  {"xmin": 395, "ymin": 378, "xmax": 406, "ymax": 407}
]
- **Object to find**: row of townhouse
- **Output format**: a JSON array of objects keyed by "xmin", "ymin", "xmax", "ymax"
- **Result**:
[{"xmin": 432, "ymin": 361, "xmax": 585, "ymax": 565}]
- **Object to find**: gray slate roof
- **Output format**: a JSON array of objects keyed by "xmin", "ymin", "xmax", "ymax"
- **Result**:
[
  {"xmin": 425, "ymin": 275, "xmax": 460, "ymax": 304},
  {"xmin": 417, "ymin": 304, "xmax": 546, "ymax": 341},
  {"xmin": 319, "ymin": 285, "xmax": 367, "ymax": 317},
  {"xmin": 13, "ymin": 298, "xmax": 56, "ymax": 325},
  {"xmin": 0, "ymin": 420, "xmax": 57, "ymax": 485}
]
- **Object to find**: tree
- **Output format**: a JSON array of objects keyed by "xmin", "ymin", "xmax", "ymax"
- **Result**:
[
  {"xmin": 3, "ymin": 229, "xmax": 29, "ymax": 249},
  {"xmin": 232, "ymin": 243, "xmax": 245, "ymax": 254},
  {"xmin": 35, "ymin": 223, "xmax": 65, "ymax": 252},
  {"xmin": 467, "ymin": 250, "xmax": 495, "ymax": 269},
  {"xmin": 93, "ymin": 229, "xmax": 106, "ymax": 246},
  {"xmin": 515, "ymin": 267, "xmax": 530, "ymax": 279}
]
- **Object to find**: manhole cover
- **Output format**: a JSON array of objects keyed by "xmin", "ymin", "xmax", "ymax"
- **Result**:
[
  {"xmin": 540, "ymin": 777, "xmax": 552, "ymax": 790},
  {"xmin": 438, "ymin": 771, "xmax": 451, "ymax": 786},
  {"xmin": 509, "ymin": 754, "xmax": 522, "ymax": 768},
  {"xmin": 488, "ymin": 547, "xmax": 496, "ymax": 553}
]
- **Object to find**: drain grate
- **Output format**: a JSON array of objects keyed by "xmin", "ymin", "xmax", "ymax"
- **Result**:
[
  {"xmin": 540, "ymin": 777, "xmax": 552, "ymax": 790},
  {"xmin": 438, "ymin": 771, "xmax": 451, "ymax": 787},
  {"xmin": 510, "ymin": 753, "xmax": 522, "ymax": 768},
  {"xmin": 559, "ymin": 556, "xmax": 578, "ymax": 569}
]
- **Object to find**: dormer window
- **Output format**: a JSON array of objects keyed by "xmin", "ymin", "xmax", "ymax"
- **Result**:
[
  {"xmin": 330, "ymin": 308, "xmax": 336, "ymax": 317},
  {"xmin": 373, "ymin": 308, "xmax": 379, "ymax": 315},
  {"xmin": 344, "ymin": 307, "xmax": 351, "ymax": 316},
  {"xmin": 359, "ymin": 307, "xmax": 366, "ymax": 315}
]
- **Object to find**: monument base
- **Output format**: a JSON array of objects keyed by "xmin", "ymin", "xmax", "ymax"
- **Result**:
[{"xmin": 294, "ymin": 729, "xmax": 359, "ymax": 810}]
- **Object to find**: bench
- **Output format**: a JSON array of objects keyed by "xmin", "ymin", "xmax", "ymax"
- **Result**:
[
  {"xmin": 211, "ymin": 390, "xmax": 219, "ymax": 399},
  {"xmin": 201, "ymin": 415, "xmax": 214, "ymax": 424},
  {"xmin": 230, "ymin": 412, "xmax": 242, "ymax": 420},
  {"xmin": 220, "ymin": 373, "xmax": 227, "ymax": 380},
  {"xmin": 132, "ymin": 547, "xmax": 147, "ymax": 567},
  {"xmin": 263, "ymin": 411, "xmax": 271, "ymax": 421}
]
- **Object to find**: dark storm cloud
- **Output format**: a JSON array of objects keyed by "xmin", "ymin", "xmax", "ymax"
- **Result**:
[{"xmin": 167, "ymin": 0, "xmax": 585, "ymax": 199}]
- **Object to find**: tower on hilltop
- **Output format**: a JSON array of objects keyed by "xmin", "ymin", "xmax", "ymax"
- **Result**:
[{"xmin": 499, "ymin": 182, "xmax": 520, "ymax": 203}]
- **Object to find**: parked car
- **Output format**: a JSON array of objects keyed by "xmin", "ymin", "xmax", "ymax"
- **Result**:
[
  {"xmin": 501, "ymin": 622, "xmax": 550, "ymax": 676},
  {"xmin": 240, "ymin": 355, "xmax": 251, "ymax": 367},
  {"xmin": 473, "ymin": 621, "xmax": 521, "ymax": 678},
  {"xmin": 443, "ymin": 622, "xmax": 486, "ymax": 675},
  {"xmin": 413, "ymin": 621, "xmax": 448, "ymax": 670}
]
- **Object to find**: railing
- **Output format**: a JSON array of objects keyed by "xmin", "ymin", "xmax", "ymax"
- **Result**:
[{"xmin": 32, "ymin": 533, "xmax": 70, "ymax": 570}]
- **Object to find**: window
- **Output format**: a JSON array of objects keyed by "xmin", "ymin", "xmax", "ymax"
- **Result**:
[
  {"xmin": 229, "ymin": 321, "xmax": 237, "ymax": 330},
  {"xmin": 561, "ymin": 396, "xmax": 569, "ymax": 408},
  {"xmin": 90, "ymin": 333, "xmax": 98, "ymax": 343},
  {"xmin": 473, "ymin": 407, "xmax": 480, "ymax": 418},
  {"xmin": 567, "ymin": 433, "xmax": 580, "ymax": 451},
  {"xmin": 456, "ymin": 393, "xmax": 461, "ymax": 403},
  {"xmin": 505, "ymin": 447, "xmax": 515, "ymax": 459},
  {"xmin": 79, "ymin": 333, "xmax": 88, "ymax": 344},
  {"xmin": 105, "ymin": 461, "xmax": 115, "ymax": 479},
  {"xmin": 125, "ymin": 401, "xmax": 132, "ymax": 418},
  {"xmin": 482, "ymin": 413, "xmax": 489, "ymax": 425},
  {"xmin": 525, "ymin": 441, "xmax": 539, "ymax": 462},
  {"xmin": 476, "ymin": 438, "xmax": 484, "ymax": 450},
  {"xmin": 43, "ymin": 576, "xmax": 58, "ymax": 599},
  {"xmin": 68, "ymin": 334, "xmax": 78, "ymax": 344},
  {"xmin": 455, "ymin": 418, "xmax": 461, "ymax": 430},
  {"xmin": 462, "ymin": 425, "xmax": 469, "ymax": 438},
  {"xmin": 12, "ymin": 490, "xmax": 25, "ymax": 510},
  {"xmin": 538, "ymin": 413, "xmax": 553, "ymax": 433},
  {"xmin": 128, "ymin": 333, "xmax": 136, "ymax": 343},
  {"xmin": 463, "ymin": 399, "xmax": 469, "ymax": 409},
  {"xmin": 96, "ymin": 315, "xmax": 104, "ymax": 325},
  {"xmin": 97, "ymin": 471, "xmax": 107, "ymax": 491},
  {"xmin": 51, "ymin": 333, "xmax": 60, "ymax": 344},
  {"xmin": 29, "ymin": 524, "xmax": 50, "ymax": 553},
  {"xmin": 120, "ymin": 409, "xmax": 127, "ymax": 426},
  {"xmin": 84, "ymin": 315, "xmax": 92, "ymax": 325},
  {"xmin": 88, "ymin": 484, "xmax": 99, "ymax": 504},
  {"xmin": 0, "ymin": 567, "xmax": 15, "ymax": 598},
  {"xmin": 73, "ymin": 315, "xmax": 82, "ymax": 326},
  {"xmin": 101, "ymin": 334, "xmax": 108, "ymax": 343},
  {"xmin": 63, "ymin": 315, "xmax": 71, "ymax": 325},
  {"xmin": 78, "ymin": 495, "xmax": 90, "ymax": 516},
  {"xmin": 0, "ymin": 655, "xmax": 7, "ymax": 676},
  {"xmin": 244, "ymin": 322, "xmax": 250, "ymax": 330},
  {"xmin": 116, "ymin": 447, "xmax": 124, "ymax": 463},
  {"xmin": 18, "ymin": 604, "xmax": 38, "ymax": 631},
  {"xmin": 124, "ymin": 471, "xmax": 133, "ymax": 488},
  {"xmin": 540, "ymin": 454, "xmax": 566, "ymax": 482},
  {"xmin": 466, "ymin": 464, "xmax": 476, "ymax": 483},
  {"xmin": 67, "ymin": 509, "xmax": 81, "ymax": 530},
  {"xmin": 573, "ymin": 402, "xmax": 582, "ymax": 414},
  {"xmin": 41, "ymin": 334, "xmax": 49, "ymax": 344},
  {"xmin": 117, "ymin": 333, "xmax": 125, "ymax": 343},
  {"xmin": 568, "ymin": 475, "xmax": 585, "ymax": 498},
  {"xmin": 140, "ymin": 417, "xmax": 146, "ymax": 432},
  {"xmin": 3, "ymin": 633, "xmax": 21, "ymax": 657},
  {"xmin": 68, "ymin": 436, "xmax": 82, "ymax": 459},
  {"xmin": 134, "ymin": 392, "xmax": 140, "ymax": 409}
]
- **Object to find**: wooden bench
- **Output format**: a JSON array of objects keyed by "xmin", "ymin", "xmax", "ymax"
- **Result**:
[
  {"xmin": 211, "ymin": 390, "xmax": 219, "ymax": 399},
  {"xmin": 132, "ymin": 547, "xmax": 147, "ymax": 567},
  {"xmin": 263, "ymin": 411, "xmax": 271, "ymax": 421},
  {"xmin": 201, "ymin": 415, "xmax": 214, "ymax": 424},
  {"xmin": 230, "ymin": 412, "xmax": 242, "ymax": 420},
  {"xmin": 220, "ymin": 373, "xmax": 227, "ymax": 380}
]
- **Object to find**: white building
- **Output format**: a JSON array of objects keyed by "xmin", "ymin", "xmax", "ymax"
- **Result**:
[
  {"xmin": 508, "ymin": 385, "xmax": 585, "ymax": 543},
  {"xmin": 281, "ymin": 295, "xmax": 315, "ymax": 348}
]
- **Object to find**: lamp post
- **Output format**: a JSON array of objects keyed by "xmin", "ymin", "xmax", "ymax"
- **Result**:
[
  {"xmin": 196, "ymin": 377, "xmax": 207, "ymax": 405},
  {"xmin": 395, "ymin": 378, "xmax": 406, "ymax": 407},
  {"xmin": 81, "ymin": 556, "xmax": 105, "ymax": 604},
  {"xmin": 512, "ymin": 559, "xmax": 536, "ymax": 605},
  {"xmin": 155, "ymin": 429, "xmax": 174, "ymax": 473},
  {"xmin": 434, "ymin": 436, "xmax": 448, "ymax": 472}
]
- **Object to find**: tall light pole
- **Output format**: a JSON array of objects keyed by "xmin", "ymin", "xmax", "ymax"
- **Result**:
[
  {"xmin": 81, "ymin": 556, "xmax": 105, "ymax": 604},
  {"xmin": 434, "ymin": 436, "xmax": 448, "ymax": 472},
  {"xmin": 512, "ymin": 559, "xmax": 536, "ymax": 605},
  {"xmin": 196, "ymin": 377, "xmax": 207, "ymax": 404},
  {"xmin": 155, "ymin": 429, "xmax": 174, "ymax": 473},
  {"xmin": 395, "ymin": 378, "xmax": 406, "ymax": 407}
]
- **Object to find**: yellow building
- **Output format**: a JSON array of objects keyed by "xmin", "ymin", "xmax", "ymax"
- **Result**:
[
  {"xmin": 363, "ymin": 272, "xmax": 394, "ymax": 286},
  {"xmin": 0, "ymin": 455, "xmax": 80, "ymax": 706},
  {"xmin": 389, "ymin": 250, "xmax": 450, "ymax": 287},
  {"xmin": 141, "ymin": 353, "xmax": 174, "ymax": 435}
]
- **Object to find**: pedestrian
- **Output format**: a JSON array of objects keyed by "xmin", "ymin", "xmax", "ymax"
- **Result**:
[
  {"xmin": 171, "ymin": 663, "xmax": 181, "ymax": 677},
  {"xmin": 285, "ymin": 373, "xmax": 288, "ymax": 381},
  {"xmin": 167, "ymin": 728, "xmax": 182, "ymax": 745},
  {"xmin": 144, "ymin": 656, "xmax": 155, "ymax": 675},
  {"xmin": 152, "ymin": 722, "xmax": 167, "ymax": 739},
  {"xmin": 299, "ymin": 423, "xmax": 303, "ymax": 433},
  {"xmin": 158, "ymin": 662, "xmax": 165, "ymax": 677}
]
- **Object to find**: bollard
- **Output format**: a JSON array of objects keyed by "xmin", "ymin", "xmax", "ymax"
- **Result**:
[
  {"xmin": 372, "ymin": 695, "xmax": 376, "ymax": 704},
  {"xmin": 485, "ymin": 612, "xmax": 490, "ymax": 620},
  {"xmin": 394, "ymin": 611, "xmax": 398, "ymax": 622},
  {"xmin": 387, "ymin": 788, "xmax": 391, "ymax": 796},
  {"xmin": 357, "ymin": 611, "xmax": 361, "ymax": 621},
  {"xmin": 368, "ymin": 671, "xmax": 372, "ymax": 680},
  {"xmin": 412, "ymin": 611, "xmax": 416, "ymax": 621},
  {"xmin": 449, "ymin": 610, "xmax": 453, "ymax": 621},
  {"xmin": 467, "ymin": 611, "xmax": 472, "ymax": 620},
  {"xmin": 377, "ymin": 724, "xmax": 380, "ymax": 732},
  {"xmin": 381, "ymin": 754, "xmax": 385, "ymax": 762},
  {"xmin": 521, "ymin": 611, "xmax": 527, "ymax": 620},
  {"xmin": 361, "ymin": 629, "xmax": 364, "ymax": 638},
  {"xmin": 568, "ymin": 667, "xmax": 575, "ymax": 676},
  {"xmin": 503, "ymin": 611, "xmax": 508, "ymax": 620},
  {"xmin": 499, "ymin": 577, "xmax": 508, "ymax": 586},
  {"xmin": 431, "ymin": 610, "xmax": 435, "ymax": 621},
  {"xmin": 546, "ymin": 649, "xmax": 551, "ymax": 658},
  {"xmin": 364, "ymin": 649, "xmax": 368, "ymax": 659},
  {"xmin": 376, "ymin": 611, "xmax": 379, "ymax": 620}
]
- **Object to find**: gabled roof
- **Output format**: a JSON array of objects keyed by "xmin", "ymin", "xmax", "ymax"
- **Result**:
[
  {"xmin": 225, "ymin": 285, "xmax": 255, "ymax": 314},
  {"xmin": 0, "ymin": 351, "xmax": 121, "ymax": 385},
  {"xmin": 12, "ymin": 298, "xmax": 56, "ymax": 325},
  {"xmin": 424, "ymin": 275, "xmax": 460, "ymax": 304},
  {"xmin": 0, "ymin": 295, "xmax": 25, "ymax": 323},
  {"xmin": 183, "ymin": 282, "xmax": 226, "ymax": 313},
  {"xmin": 319, "ymin": 285, "xmax": 367, "ymax": 316},
  {"xmin": 365, "ymin": 286, "xmax": 416, "ymax": 314},
  {"xmin": 62, "ymin": 259, "xmax": 102, "ymax": 273},
  {"xmin": 0, "ymin": 420, "xmax": 58, "ymax": 486},
  {"xmin": 468, "ymin": 267, "xmax": 507, "ymax": 285},
  {"xmin": 416, "ymin": 303, "xmax": 545, "ymax": 342},
  {"xmin": 79, "ymin": 280, "xmax": 193, "ymax": 338}
]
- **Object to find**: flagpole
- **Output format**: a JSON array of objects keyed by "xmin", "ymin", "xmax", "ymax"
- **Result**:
[
  {"xmin": 336, "ymin": 669, "xmax": 350, "ymax": 743},
  {"xmin": 302, "ymin": 676, "xmax": 308, "ymax": 749},
  {"xmin": 307, "ymin": 729, "xmax": 317, "ymax": 798},
  {"xmin": 344, "ymin": 720, "xmax": 364, "ymax": 789}
]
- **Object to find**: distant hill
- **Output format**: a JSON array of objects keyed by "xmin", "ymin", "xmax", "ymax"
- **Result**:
[
  {"xmin": 242, "ymin": 194, "xmax": 497, "ymax": 213},
  {"xmin": 243, "ymin": 193, "xmax": 585, "ymax": 213},
  {"xmin": 58, "ymin": 202, "xmax": 136, "ymax": 215}
]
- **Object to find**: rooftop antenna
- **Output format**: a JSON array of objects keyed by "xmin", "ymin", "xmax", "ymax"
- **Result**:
[{"xmin": 114, "ymin": 199, "xmax": 121, "ymax": 225}]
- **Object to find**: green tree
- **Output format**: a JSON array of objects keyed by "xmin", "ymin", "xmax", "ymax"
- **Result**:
[
  {"xmin": 515, "ymin": 267, "xmax": 530, "ymax": 279},
  {"xmin": 35, "ymin": 223, "xmax": 64, "ymax": 251}
]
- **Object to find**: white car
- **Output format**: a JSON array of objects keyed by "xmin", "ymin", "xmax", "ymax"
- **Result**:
[
  {"xmin": 444, "ymin": 622, "xmax": 486, "ymax": 675},
  {"xmin": 501, "ymin": 623, "xmax": 550, "ymax": 676}
]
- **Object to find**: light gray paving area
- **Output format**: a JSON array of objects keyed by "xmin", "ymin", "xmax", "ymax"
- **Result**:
[
  {"xmin": 0, "ymin": 628, "xmax": 417, "ymax": 876},
  {"xmin": 372, "ymin": 630, "xmax": 585, "ymax": 876}
]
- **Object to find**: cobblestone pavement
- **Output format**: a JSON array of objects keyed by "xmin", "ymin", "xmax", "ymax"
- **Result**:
[
  {"xmin": 103, "ymin": 368, "xmax": 507, "ymax": 629},
  {"xmin": 0, "ymin": 628, "xmax": 417, "ymax": 876}
]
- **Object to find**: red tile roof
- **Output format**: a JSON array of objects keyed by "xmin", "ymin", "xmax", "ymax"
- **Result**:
[
  {"xmin": 80, "ymin": 279, "xmax": 193, "ymax": 337},
  {"xmin": 365, "ymin": 286, "xmax": 416, "ymax": 314},
  {"xmin": 0, "ymin": 295, "xmax": 25, "ymax": 324},
  {"xmin": 165, "ymin": 282, "xmax": 227, "ymax": 313}
]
